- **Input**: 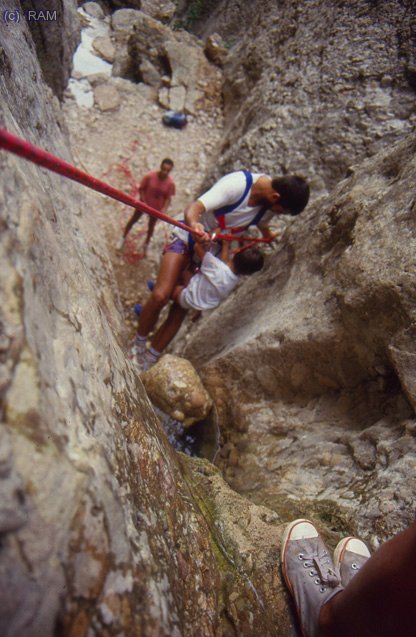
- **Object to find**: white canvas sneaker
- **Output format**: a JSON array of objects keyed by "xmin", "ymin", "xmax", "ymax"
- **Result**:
[
  {"xmin": 281, "ymin": 519, "xmax": 344, "ymax": 637},
  {"xmin": 333, "ymin": 536, "xmax": 371, "ymax": 587}
]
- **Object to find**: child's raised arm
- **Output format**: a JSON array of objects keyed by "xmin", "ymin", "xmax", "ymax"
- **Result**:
[{"xmin": 219, "ymin": 238, "xmax": 232, "ymax": 267}]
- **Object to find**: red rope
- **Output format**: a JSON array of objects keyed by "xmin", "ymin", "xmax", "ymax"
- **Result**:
[
  {"xmin": 0, "ymin": 128, "xmax": 203, "ymax": 238},
  {"xmin": 0, "ymin": 128, "xmax": 274, "ymax": 248},
  {"xmin": 216, "ymin": 233, "xmax": 273, "ymax": 244}
]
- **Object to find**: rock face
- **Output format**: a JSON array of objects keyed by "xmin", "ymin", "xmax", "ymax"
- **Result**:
[
  {"xmin": 112, "ymin": 10, "xmax": 223, "ymax": 113},
  {"xmin": 187, "ymin": 0, "xmax": 416, "ymax": 196},
  {"xmin": 0, "ymin": 10, "xmax": 293, "ymax": 637},
  {"xmin": 141, "ymin": 355, "xmax": 213, "ymax": 426},
  {"xmin": 20, "ymin": 0, "xmax": 80, "ymax": 99},
  {"xmin": 181, "ymin": 132, "xmax": 416, "ymax": 544}
]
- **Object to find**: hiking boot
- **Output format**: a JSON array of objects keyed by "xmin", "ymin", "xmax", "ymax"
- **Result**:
[
  {"xmin": 333, "ymin": 536, "xmax": 371, "ymax": 588},
  {"xmin": 133, "ymin": 303, "xmax": 142, "ymax": 317},
  {"xmin": 147, "ymin": 280, "xmax": 155, "ymax": 292},
  {"xmin": 281, "ymin": 519, "xmax": 344, "ymax": 637}
]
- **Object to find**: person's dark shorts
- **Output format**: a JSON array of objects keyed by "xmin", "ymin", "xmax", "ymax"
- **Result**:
[{"xmin": 163, "ymin": 237, "xmax": 189, "ymax": 256}]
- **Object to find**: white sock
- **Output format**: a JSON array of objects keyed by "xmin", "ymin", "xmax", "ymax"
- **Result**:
[
  {"xmin": 145, "ymin": 347, "xmax": 160, "ymax": 361},
  {"xmin": 134, "ymin": 334, "xmax": 147, "ymax": 354}
]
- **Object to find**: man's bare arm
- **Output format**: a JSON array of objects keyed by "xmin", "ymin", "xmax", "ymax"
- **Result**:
[
  {"xmin": 185, "ymin": 200, "xmax": 210, "ymax": 244},
  {"xmin": 193, "ymin": 242, "xmax": 206, "ymax": 261}
]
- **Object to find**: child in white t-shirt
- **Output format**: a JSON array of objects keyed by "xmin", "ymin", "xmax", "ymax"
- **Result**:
[{"xmin": 172, "ymin": 239, "xmax": 264, "ymax": 311}]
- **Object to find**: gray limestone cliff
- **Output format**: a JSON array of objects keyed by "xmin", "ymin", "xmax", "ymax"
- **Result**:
[
  {"xmin": 1, "ymin": 1, "xmax": 416, "ymax": 636},
  {"xmin": 20, "ymin": 0, "xmax": 80, "ymax": 99},
  {"xmin": 181, "ymin": 132, "xmax": 416, "ymax": 543},
  {"xmin": 0, "ymin": 5, "xmax": 290, "ymax": 637},
  {"xmin": 185, "ymin": 0, "xmax": 416, "ymax": 196}
]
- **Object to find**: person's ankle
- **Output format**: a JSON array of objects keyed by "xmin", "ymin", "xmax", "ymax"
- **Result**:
[
  {"xmin": 134, "ymin": 333, "xmax": 147, "ymax": 354},
  {"xmin": 319, "ymin": 591, "xmax": 343, "ymax": 637}
]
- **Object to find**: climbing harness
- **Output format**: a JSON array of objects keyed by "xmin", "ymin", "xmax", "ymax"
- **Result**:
[{"xmin": 0, "ymin": 128, "xmax": 274, "ymax": 250}]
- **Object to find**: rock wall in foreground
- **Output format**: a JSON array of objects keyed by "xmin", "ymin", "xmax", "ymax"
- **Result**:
[
  {"xmin": 0, "ymin": 8, "xmax": 292, "ymax": 637},
  {"xmin": 181, "ymin": 132, "xmax": 416, "ymax": 544}
]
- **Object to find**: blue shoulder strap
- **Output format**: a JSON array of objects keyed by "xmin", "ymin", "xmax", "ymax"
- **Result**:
[
  {"xmin": 248, "ymin": 205, "xmax": 269, "ymax": 228},
  {"xmin": 187, "ymin": 232, "xmax": 195, "ymax": 253},
  {"xmin": 214, "ymin": 170, "xmax": 253, "ymax": 217}
]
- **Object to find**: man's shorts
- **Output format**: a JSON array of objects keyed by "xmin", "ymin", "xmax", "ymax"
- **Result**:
[{"xmin": 163, "ymin": 236, "xmax": 189, "ymax": 256}]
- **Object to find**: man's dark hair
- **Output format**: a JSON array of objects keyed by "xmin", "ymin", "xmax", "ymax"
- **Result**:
[
  {"xmin": 271, "ymin": 175, "xmax": 309, "ymax": 215},
  {"xmin": 161, "ymin": 158, "xmax": 174, "ymax": 167},
  {"xmin": 232, "ymin": 248, "xmax": 264, "ymax": 275}
]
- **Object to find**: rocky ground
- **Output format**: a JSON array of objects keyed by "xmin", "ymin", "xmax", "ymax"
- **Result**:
[{"xmin": 63, "ymin": 75, "xmax": 223, "ymax": 345}]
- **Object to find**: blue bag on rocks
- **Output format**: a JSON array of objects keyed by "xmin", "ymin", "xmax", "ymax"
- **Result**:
[{"xmin": 162, "ymin": 111, "xmax": 188, "ymax": 129}]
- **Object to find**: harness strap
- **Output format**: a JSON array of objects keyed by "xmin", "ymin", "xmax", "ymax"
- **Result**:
[
  {"xmin": 214, "ymin": 170, "xmax": 253, "ymax": 228},
  {"xmin": 249, "ymin": 205, "xmax": 269, "ymax": 227}
]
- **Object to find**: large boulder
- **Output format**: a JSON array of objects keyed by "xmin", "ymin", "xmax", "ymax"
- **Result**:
[
  {"xmin": 204, "ymin": 32, "xmax": 228, "ymax": 67},
  {"xmin": 82, "ymin": 2, "xmax": 105, "ymax": 19},
  {"xmin": 141, "ymin": 354, "xmax": 213, "ymax": 426},
  {"xmin": 140, "ymin": 0, "xmax": 176, "ymax": 23},
  {"xmin": 93, "ymin": 82, "xmax": 121, "ymax": 110},
  {"xmin": 92, "ymin": 35, "xmax": 116, "ymax": 63}
]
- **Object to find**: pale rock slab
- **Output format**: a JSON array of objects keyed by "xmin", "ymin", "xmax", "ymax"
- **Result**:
[
  {"xmin": 93, "ymin": 83, "xmax": 121, "ymax": 111},
  {"xmin": 92, "ymin": 36, "xmax": 116, "ymax": 63}
]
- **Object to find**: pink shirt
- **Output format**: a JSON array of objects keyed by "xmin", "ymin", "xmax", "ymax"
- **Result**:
[{"xmin": 139, "ymin": 170, "xmax": 175, "ymax": 211}]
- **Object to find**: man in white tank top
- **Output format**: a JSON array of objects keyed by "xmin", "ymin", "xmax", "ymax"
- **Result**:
[{"xmin": 133, "ymin": 171, "xmax": 309, "ymax": 370}]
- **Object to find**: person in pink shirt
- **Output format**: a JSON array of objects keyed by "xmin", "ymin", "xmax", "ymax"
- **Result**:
[{"xmin": 117, "ymin": 158, "xmax": 176, "ymax": 255}]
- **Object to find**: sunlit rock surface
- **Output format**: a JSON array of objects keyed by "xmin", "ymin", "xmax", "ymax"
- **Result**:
[{"xmin": 20, "ymin": 0, "xmax": 80, "ymax": 99}]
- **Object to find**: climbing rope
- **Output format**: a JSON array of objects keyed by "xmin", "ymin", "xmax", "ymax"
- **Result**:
[
  {"xmin": 0, "ymin": 127, "xmax": 203, "ymax": 237},
  {"xmin": 0, "ymin": 128, "xmax": 274, "ymax": 249}
]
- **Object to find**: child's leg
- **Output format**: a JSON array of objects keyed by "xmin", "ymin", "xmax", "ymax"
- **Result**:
[
  {"xmin": 137, "ymin": 250, "xmax": 188, "ymax": 337},
  {"xmin": 150, "ymin": 302, "xmax": 188, "ymax": 353},
  {"xmin": 172, "ymin": 285, "xmax": 184, "ymax": 305},
  {"xmin": 180, "ymin": 268, "xmax": 194, "ymax": 287},
  {"xmin": 320, "ymin": 521, "xmax": 416, "ymax": 637}
]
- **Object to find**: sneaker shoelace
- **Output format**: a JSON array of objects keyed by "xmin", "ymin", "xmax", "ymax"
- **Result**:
[{"xmin": 298, "ymin": 551, "xmax": 340, "ymax": 593}]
